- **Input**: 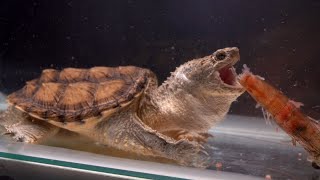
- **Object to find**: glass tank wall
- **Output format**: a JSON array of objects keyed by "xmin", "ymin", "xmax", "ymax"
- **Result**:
[{"xmin": 0, "ymin": 0, "xmax": 319, "ymax": 179}]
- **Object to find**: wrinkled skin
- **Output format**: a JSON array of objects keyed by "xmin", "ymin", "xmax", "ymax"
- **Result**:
[
  {"xmin": 140, "ymin": 47, "xmax": 244, "ymax": 142},
  {"xmin": 0, "ymin": 47, "xmax": 244, "ymax": 167}
]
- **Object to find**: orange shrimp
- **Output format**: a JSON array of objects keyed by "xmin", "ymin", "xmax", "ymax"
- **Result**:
[{"xmin": 238, "ymin": 65, "xmax": 320, "ymax": 169}]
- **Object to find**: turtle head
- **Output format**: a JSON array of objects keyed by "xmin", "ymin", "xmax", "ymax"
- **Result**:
[
  {"xmin": 173, "ymin": 47, "xmax": 244, "ymax": 97},
  {"xmin": 143, "ymin": 47, "xmax": 245, "ymax": 133},
  {"xmin": 172, "ymin": 47, "xmax": 245, "ymax": 124}
]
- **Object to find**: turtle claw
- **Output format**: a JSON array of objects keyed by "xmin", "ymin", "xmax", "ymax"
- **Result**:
[
  {"xmin": 199, "ymin": 147, "xmax": 209, "ymax": 156},
  {"xmin": 11, "ymin": 131, "xmax": 36, "ymax": 143},
  {"xmin": 199, "ymin": 132, "xmax": 214, "ymax": 139},
  {"xmin": 176, "ymin": 131, "xmax": 211, "ymax": 143},
  {"xmin": 172, "ymin": 139, "xmax": 211, "ymax": 168},
  {"xmin": 1, "ymin": 131, "xmax": 13, "ymax": 136}
]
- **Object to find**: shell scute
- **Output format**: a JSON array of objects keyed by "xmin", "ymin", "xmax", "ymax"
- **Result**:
[{"xmin": 7, "ymin": 66, "xmax": 151, "ymax": 122}]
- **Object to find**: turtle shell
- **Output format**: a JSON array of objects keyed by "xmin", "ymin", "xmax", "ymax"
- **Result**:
[{"xmin": 8, "ymin": 66, "xmax": 152, "ymax": 122}]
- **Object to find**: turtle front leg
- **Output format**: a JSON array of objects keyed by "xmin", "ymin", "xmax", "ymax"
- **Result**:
[
  {"xmin": 98, "ymin": 112, "xmax": 211, "ymax": 167},
  {"xmin": 0, "ymin": 107, "xmax": 59, "ymax": 143}
]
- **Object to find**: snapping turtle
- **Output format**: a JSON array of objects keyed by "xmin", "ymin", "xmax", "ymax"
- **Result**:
[{"xmin": 0, "ymin": 47, "xmax": 244, "ymax": 167}]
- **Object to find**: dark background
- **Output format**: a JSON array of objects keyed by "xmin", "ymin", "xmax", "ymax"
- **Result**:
[{"xmin": 0, "ymin": 0, "xmax": 319, "ymax": 117}]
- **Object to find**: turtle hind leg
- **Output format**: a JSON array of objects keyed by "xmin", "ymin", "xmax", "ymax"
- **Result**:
[
  {"xmin": 4, "ymin": 120, "xmax": 59, "ymax": 143},
  {"xmin": 0, "ymin": 107, "xmax": 59, "ymax": 143}
]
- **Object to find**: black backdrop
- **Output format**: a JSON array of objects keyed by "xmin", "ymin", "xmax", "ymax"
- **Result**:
[{"xmin": 1, "ymin": 0, "xmax": 320, "ymax": 117}]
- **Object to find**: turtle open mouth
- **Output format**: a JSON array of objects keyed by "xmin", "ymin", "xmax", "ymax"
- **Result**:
[{"xmin": 218, "ymin": 65, "xmax": 238, "ymax": 87}]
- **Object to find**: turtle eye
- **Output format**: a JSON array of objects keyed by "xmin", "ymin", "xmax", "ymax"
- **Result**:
[{"xmin": 216, "ymin": 52, "xmax": 226, "ymax": 61}]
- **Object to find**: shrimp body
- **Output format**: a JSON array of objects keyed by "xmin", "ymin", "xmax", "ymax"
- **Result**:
[{"xmin": 238, "ymin": 69, "xmax": 320, "ymax": 168}]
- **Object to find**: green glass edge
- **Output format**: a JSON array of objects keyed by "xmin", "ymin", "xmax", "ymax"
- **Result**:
[{"xmin": 0, "ymin": 152, "xmax": 187, "ymax": 180}]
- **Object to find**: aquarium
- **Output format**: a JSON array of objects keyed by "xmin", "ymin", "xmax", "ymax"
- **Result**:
[{"xmin": 0, "ymin": 1, "xmax": 319, "ymax": 179}]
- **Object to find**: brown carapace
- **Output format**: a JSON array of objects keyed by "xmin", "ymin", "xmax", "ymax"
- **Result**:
[
  {"xmin": 238, "ymin": 66, "xmax": 320, "ymax": 169},
  {"xmin": 8, "ymin": 66, "xmax": 148, "ymax": 122}
]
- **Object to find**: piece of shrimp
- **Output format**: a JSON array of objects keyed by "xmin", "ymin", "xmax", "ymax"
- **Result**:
[{"xmin": 238, "ymin": 65, "xmax": 320, "ymax": 169}]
